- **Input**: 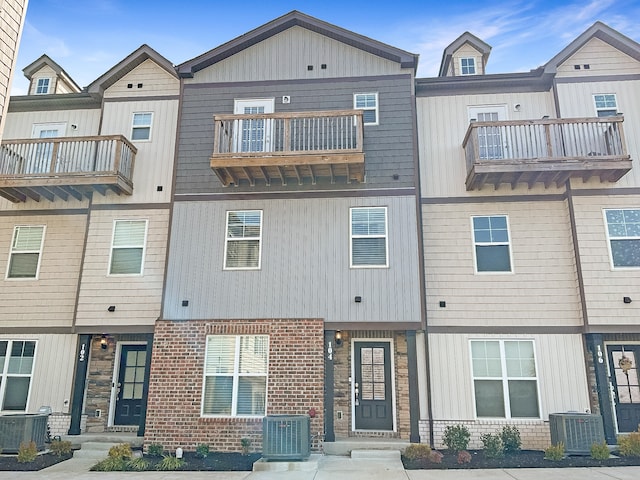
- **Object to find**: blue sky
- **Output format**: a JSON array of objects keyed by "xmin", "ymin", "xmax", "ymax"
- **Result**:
[{"xmin": 11, "ymin": 0, "xmax": 640, "ymax": 95}]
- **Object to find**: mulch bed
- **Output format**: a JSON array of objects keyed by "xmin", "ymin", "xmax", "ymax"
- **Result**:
[
  {"xmin": 142, "ymin": 452, "xmax": 261, "ymax": 471},
  {"xmin": 402, "ymin": 449, "xmax": 640, "ymax": 469},
  {"xmin": 0, "ymin": 452, "xmax": 73, "ymax": 471}
]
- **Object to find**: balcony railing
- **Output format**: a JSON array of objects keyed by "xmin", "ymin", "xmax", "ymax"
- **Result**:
[
  {"xmin": 0, "ymin": 135, "xmax": 136, "ymax": 202},
  {"xmin": 462, "ymin": 116, "xmax": 632, "ymax": 190},
  {"xmin": 211, "ymin": 109, "xmax": 365, "ymax": 186}
]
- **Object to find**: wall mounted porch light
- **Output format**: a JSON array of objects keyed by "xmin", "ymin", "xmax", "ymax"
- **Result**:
[
  {"xmin": 100, "ymin": 334, "xmax": 108, "ymax": 350},
  {"xmin": 335, "ymin": 331, "xmax": 343, "ymax": 347}
]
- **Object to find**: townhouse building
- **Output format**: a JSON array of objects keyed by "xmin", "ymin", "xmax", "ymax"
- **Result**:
[
  {"xmin": 0, "ymin": 46, "xmax": 179, "ymax": 436},
  {"xmin": 417, "ymin": 21, "xmax": 640, "ymax": 448}
]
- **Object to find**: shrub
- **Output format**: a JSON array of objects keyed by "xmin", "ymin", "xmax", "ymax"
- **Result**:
[
  {"xmin": 403, "ymin": 443, "xmax": 431, "ymax": 460},
  {"xmin": 195, "ymin": 443, "xmax": 209, "ymax": 458},
  {"xmin": 590, "ymin": 441, "xmax": 610, "ymax": 460},
  {"xmin": 91, "ymin": 456, "xmax": 126, "ymax": 471},
  {"xmin": 127, "ymin": 457, "xmax": 151, "ymax": 471},
  {"xmin": 481, "ymin": 432, "xmax": 504, "ymax": 458},
  {"xmin": 457, "ymin": 450, "xmax": 472, "ymax": 464},
  {"xmin": 17, "ymin": 441, "xmax": 38, "ymax": 463},
  {"xmin": 618, "ymin": 431, "xmax": 640, "ymax": 457},
  {"xmin": 240, "ymin": 437, "xmax": 251, "ymax": 454},
  {"xmin": 442, "ymin": 424, "xmax": 470, "ymax": 452},
  {"xmin": 108, "ymin": 443, "xmax": 132, "ymax": 460},
  {"xmin": 428, "ymin": 450, "xmax": 444, "ymax": 463},
  {"xmin": 49, "ymin": 439, "xmax": 72, "ymax": 457},
  {"xmin": 544, "ymin": 443, "xmax": 565, "ymax": 461},
  {"xmin": 156, "ymin": 454, "xmax": 185, "ymax": 471},
  {"xmin": 500, "ymin": 425, "xmax": 522, "ymax": 454},
  {"xmin": 147, "ymin": 443, "xmax": 163, "ymax": 457}
]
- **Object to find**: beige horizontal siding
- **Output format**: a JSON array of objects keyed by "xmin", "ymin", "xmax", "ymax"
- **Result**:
[
  {"xmin": 557, "ymin": 37, "xmax": 640, "ymax": 77},
  {"xmin": 104, "ymin": 59, "xmax": 179, "ymax": 98},
  {"xmin": 3, "ymin": 108, "xmax": 101, "ymax": 139}
]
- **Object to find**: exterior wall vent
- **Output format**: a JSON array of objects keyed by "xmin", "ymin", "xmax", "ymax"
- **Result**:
[
  {"xmin": 549, "ymin": 413, "xmax": 605, "ymax": 455},
  {"xmin": 262, "ymin": 414, "xmax": 311, "ymax": 460}
]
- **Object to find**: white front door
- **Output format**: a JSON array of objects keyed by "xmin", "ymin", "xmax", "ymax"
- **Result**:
[
  {"xmin": 468, "ymin": 106, "xmax": 507, "ymax": 160},
  {"xmin": 233, "ymin": 99, "xmax": 274, "ymax": 153},
  {"xmin": 29, "ymin": 123, "xmax": 66, "ymax": 173}
]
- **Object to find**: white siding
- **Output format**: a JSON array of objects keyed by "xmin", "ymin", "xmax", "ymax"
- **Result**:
[
  {"xmin": 556, "ymin": 37, "xmax": 640, "ymax": 77},
  {"xmin": 2, "ymin": 108, "xmax": 101, "ymax": 140},
  {"xmin": 104, "ymin": 59, "xmax": 179, "ymax": 98},
  {"xmin": 452, "ymin": 44, "xmax": 484, "ymax": 76}
]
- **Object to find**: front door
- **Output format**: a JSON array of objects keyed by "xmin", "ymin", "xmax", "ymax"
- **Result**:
[
  {"xmin": 29, "ymin": 123, "xmax": 66, "ymax": 173},
  {"xmin": 607, "ymin": 345, "xmax": 640, "ymax": 433},
  {"xmin": 233, "ymin": 99, "xmax": 274, "ymax": 153},
  {"xmin": 114, "ymin": 344, "xmax": 147, "ymax": 426},
  {"xmin": 354, "ymin": 341, "xmax": 393, "ymax": 430}
]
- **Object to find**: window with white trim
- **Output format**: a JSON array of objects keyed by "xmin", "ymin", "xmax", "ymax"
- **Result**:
[
  {"xmin": 109, "ymin": 220, "xmax": 147, "ymax": 275},
  {"xmin": 605, "ymin": 209, "xmax": 640, "ymax": 268},
  {"xmin": 202, "ymin": 335, "xmax": 268, "ymax": 417},
  {"xmin": 354, "ymin": 93, "xmax": 379, "ymax": 125},
  {"xmin": 7, "ymin": 225, "xmax": 45, "ymax": 279},
  {"xmin": 460, "ymin": 58, "xmax": 476, "ymax": 75},
  {"xmin": 594, "ymin": 94, "xmax": 618, "ymax": 117},
  {"xmin": 471, "ymin": 339, "xmax": 539, "ymax": 418},
  {"xmin": 131, "ymin": 112, "xmax": 153, "ymax": 141},
  {"xmin": 350, "ymin": 207, "xmax": 388, "ymax": 267},
  {"xmin": 224, "ymin": 210, "xmax": 262, "ymax": 270},
  {"xmin": 35, "ymin": 78, "xmax": 50, "ymax": 94},
  {"xmin": 472, "ymin": 215, "xmax": 512, "ymax": 273},
  {"xmin": 0, "ymin": 340, "xmax": 36, "ymax": 411}
]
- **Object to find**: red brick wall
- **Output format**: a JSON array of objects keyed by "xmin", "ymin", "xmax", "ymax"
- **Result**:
[{"xmin": 144, "ymin": 318, "xmax": 324, "ymax": 453}]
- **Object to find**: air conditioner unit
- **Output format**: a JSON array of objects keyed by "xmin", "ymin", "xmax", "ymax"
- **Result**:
[
  {"xmin": 262, "ymin": 414, "xmax": 311, "ymax": 461},
  {"xmin": 549, "ymin": 413, "xmax": 605, "ymax": 455}
]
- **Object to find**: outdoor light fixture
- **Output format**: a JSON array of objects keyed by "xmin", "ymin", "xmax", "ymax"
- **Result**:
[
  {"xmin": 107, "ymin": 305, "xmax": 116, "ymax": 312},
  {"xmin": 335, "ymin": 331, "xmax": 343, "ymax": 347},
  {"xmin": 100, "ymin": 335, "xmax": 108, "ymax": 350}
]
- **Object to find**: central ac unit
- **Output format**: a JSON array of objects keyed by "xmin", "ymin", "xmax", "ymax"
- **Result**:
[
  {"xmin": 262, "ymin": 414, "xmax": 311, "ymax": 461},
  {"xmin": 549, "ymin": 413, "xmax": 605, "ymax": 455}
]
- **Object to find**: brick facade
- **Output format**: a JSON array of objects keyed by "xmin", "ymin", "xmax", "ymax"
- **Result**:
[{"xmin": 144, "ymin": 318, "xmax": 325, "ymax": 453}]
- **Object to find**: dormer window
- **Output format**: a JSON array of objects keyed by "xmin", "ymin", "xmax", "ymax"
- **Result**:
[
  {"xmin": 460, "ymin": 58, "xmax": 476, "ymax": 75},
  {"xmin": 35, "ymin": 78, "xmax": 50, "ymax": 94}
]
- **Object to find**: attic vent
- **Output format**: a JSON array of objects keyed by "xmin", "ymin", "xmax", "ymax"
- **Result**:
[
  {"xmin": 574, "ymin": 65, "xmax": 581, "ymax": 70},
  {"xmin": 583, "ymin": 64, "xmax": 590, "ymax": 69},
  {"xmin": 127, "ymin": 83, "xmax": 133, "ymax": 88},
  {"xmin": 137, "ymin": 83, "xmax": 143, "ymax": 88},
  {"xmin": 307, "ymin": 65, "xmax": 313, "ymax": 71}
]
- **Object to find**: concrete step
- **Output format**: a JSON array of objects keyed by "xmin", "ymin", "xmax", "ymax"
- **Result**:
[
  {"xmin": 351, "ymin": 450, "xmax": 401, "ymax": 460},
  {"xmin": 253, "ymin": 454, "xmax": 321, "ymax": 472},
  {"xmin": 323, "ymin": 438, "xmax": 409, "ymax": 456},
  {"xmin": 72, "ymin": 442, "xmax": 117, "ymax": 459}
]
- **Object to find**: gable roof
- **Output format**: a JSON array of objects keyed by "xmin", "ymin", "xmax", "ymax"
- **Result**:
[
  {"xmin": 438, "ymin": 32, "xmax": 491, "ymax": 77},
  {"xmin": 22, "ymin": 54, "xmax": 82, "ymax": 92},
  {"xmin": 544, "ymin": 21, "xmax": 640, "ymax": 73},
  {"xmin": 87, "ymin": 44, "xmax": 177, "ymax": 95},
  {"xmin": 177, "ymin": 10, "xmax": 419, "ymax": 77}
]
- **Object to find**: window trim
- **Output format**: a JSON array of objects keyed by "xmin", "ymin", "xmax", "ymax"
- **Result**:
[
  {"xmin": 0, "ymin": 340, "xmax": 37, "ymax": 412},
  {"xmin": 471, "ymin": 215, "xmax": 513, "ymax": 274},
  {"xmin": 35, "ymin": 78, "xmax": 51, "ymax": 95},
  {"xmin": 469, "ymin": 339, "xmax": 541, "ymax": 420},
  {"xmin": 350, "ymin": 206, "xmax": 389, "ymax": 269},
  {"xmin": 593, "ymin": 94, "xmax": 618, "ymax": 118},
  {"xmin": 201, "ymin": 335, "xmax": 269, "ymax": 418},
  {"xmin": 131, "ymin": 112, "xmax": 153, "ymax": 142},
  {"xmin": 353, "ymin": 92, "xmax": 379, "ymax": 126},
  {"xmin": 6, "ymin": 225, "xmax": 46, "ymax": 280},
  {"xmin": 604, "ymin": 208, "xmax": 640, "ymax": 270},
  {"xmin": 107, "ymin": 219, "xmax": 148, "ymax": 276},
  {"xmin": 223, "ymin": 210, "xmax": 263, "ymax": 271},
  {"xmin": 460, "ymin": 57, "xmax": 476, "ymax": 75}
]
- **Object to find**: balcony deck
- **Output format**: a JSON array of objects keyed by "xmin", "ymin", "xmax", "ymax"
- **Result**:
[
  {"xmin": 462, "ymin": 116, "xmax": 632, "ymax": 190},
  {"xmin": 0, "ymin": 135, "xmax": 136, "ymax": 202},
  {"xmin": 210, "ymin": 110, "xmax": 365, "ymax": 186}
]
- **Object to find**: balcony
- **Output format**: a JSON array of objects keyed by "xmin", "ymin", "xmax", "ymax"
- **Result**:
[
  {"xmin": 211, "ymin": 110, "xmax": 365, "ymax": 186},
  {"xmin": 0, "ymin": 135, "xmax": 136, "ymax": 202},
  {"xmin": 463, "ymin": 116, "xmax": 632, "ymax": 190}
]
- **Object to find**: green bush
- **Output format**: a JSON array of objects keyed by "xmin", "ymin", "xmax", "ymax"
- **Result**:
[
  {"xmin": 481, "ymin": 432, "xmax": 504, "ymax": 458},
  {"xmin": 91, "ymin": 456, "xmax": 126, "ymax": 471},
  {"xmin": 500, "ymin": 425, "xmax": 522, "ymax": 454},
  {"xmin": 108, "ymin": 443, "xmax": 132, "ymax": 460},
  {"xmin": 127, "ymin": 457, "xmax": 151, "ymax": 471},
  {"xmin": 457, "ymin": 450, "xmax": 472, "ymax": 464},
  {"xmin": 618, "ymin": 431, "xmax": 640, "ymax": 457},
  {"xmin": 544, "ymin": 443, "xmax": 565, "ymax": 461},
  {"xmin": 195, "ymin": 443, "xmax": 209, "ymax": 458},
  {"xmin": 147, "ymin": 443, "xmax": 163, "ymax": 457},
  {"xmin": 49, "ymin": 439, "xmax": 72, "ymax": 457},
  {"xmin": 240, "ymin": 437, "xmax": 251, "ymax": 454},
  {"xmin": 590, "ymin": 441, "xmax": 610, "ymax": 460},
  {"xmin": 403, "ymin": 443, "xmax": 432, "ymax": 460},
  {"xmin": 17, "ymin": 441, "xmax": 38, "ymax": 463},
  {"xmin": 442, "ymin": 424, "xmax": 471, "ymax": 452},
  {"xmin": 156, "ymin": 454, "xmax": 185, "ymax": 471}
]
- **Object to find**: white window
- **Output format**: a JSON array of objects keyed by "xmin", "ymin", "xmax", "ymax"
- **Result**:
[
  {"xmin": 354, "ymin": 93, "xmax": 379, "ymax": 125},
  {"xmin": 131, "ymin": 112, "xmax": 153, "ymax": 141},
  {"xmin": 460, "ymin": 58, "xmax": 476, "ymax": 75},
  {"xmin": 0, "ymin": 340, "xmax": 36, "ymax": 411},
  {"xmin": 471, "ymin": 340, "xmax": 540, "ymax": 419},
  {"xmin": 109, "ymin": 220, "xmax": 147, "ymax": 275},
  {"xmin": 594, "ymin": 94, "xmax": 618, "ymax": 117},
  {"xmin": 35, "ymin": 78, "xmax": 50, "ymax": 94},
  {"xmin": 350, "ymin": 207, "xmax": 388, "ymax": 268},
  {"xmin": 6, "ymin": 226, "xmax": 45, "ymax": 279},
  {"xmin": 224, "ymin": 210, "xmax": 262, "ymax": 270},
  {"xmin": 202, "ymin": 335, "xmax": 268, "ymax": 417},
  {"xmin": 605, "ymin": 209, "xmax": 640, "ymax": 268},
  {"xmin": 472, "ymin": 215, "xmax": 512, "ymax": 273}
]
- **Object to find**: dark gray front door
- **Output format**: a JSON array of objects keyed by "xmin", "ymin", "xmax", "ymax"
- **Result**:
[
  {"xmin": 354, "ymin": 341, "xmax": 393, "ymax": 430},
  {"xmin": 114, "ymin": 344, "xmax": 147, "ymax": 425},
  {"xmin": 607, "ymin": 345, "xmax": 640, "ymax": 433}
]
